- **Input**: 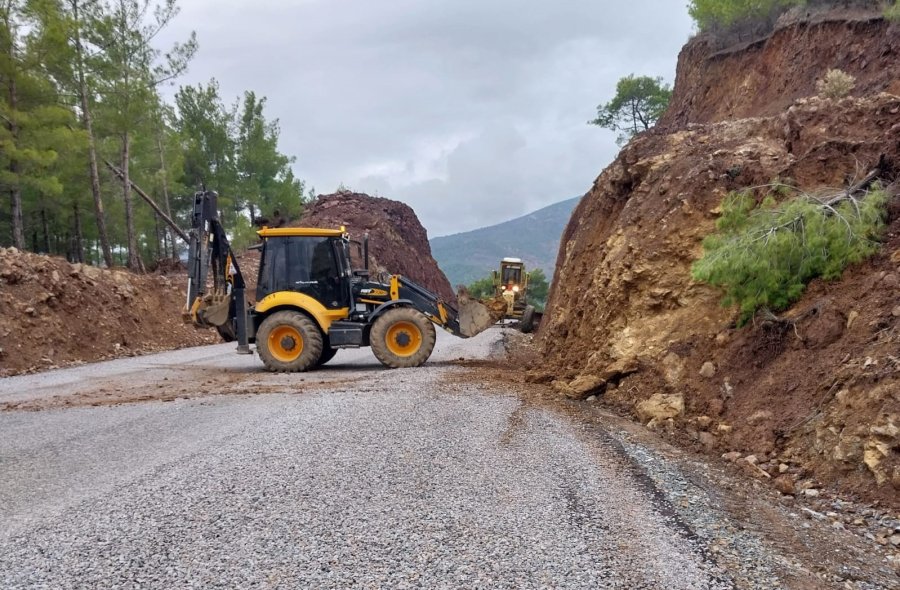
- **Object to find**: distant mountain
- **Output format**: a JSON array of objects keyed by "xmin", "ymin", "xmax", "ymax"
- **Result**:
[{"xmin": 430, "ymin": 196, "xmax": 581, "ymax": 288}]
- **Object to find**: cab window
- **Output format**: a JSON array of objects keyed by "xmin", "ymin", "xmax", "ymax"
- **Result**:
[{"xmin": 257, "ymin": 236, "xmax": 347, "ymax": 308}]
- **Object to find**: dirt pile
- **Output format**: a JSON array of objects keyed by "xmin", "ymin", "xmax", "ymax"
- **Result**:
[
  {"xmin": 0, "ymin": 248, "xmax": 215, "ymax": 376},
  {"xmin": 298, "ymin": 192, "xmax": 456, "ymax": 304},
  {"xmin": 537, "ymin": 13, "xmax": 900, "ymax": 506}
]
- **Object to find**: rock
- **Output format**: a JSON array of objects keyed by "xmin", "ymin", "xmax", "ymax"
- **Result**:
[
  {"xmin": 893, "ymin": 306, "xmax": 900, "ymax": 318},
  {"xmin": 698, "ymin": 432, "xmax": 717, "ymax": 450},
  {"xmin": 598, "ymin": 357, "xmax": 640, "ymax": 383},
  {"xmin": 803, "ymin": 488, "xmax": 820, "ymax": 498},
  {"xmin": 585, "ymin": 395, "xmax": 597, "ymax": 402},
  {"xmin": 778, "ymin": 463, "xmax": 790, "ymax": 474},
  {"xmin": 870, "ymin": 416, "xmax": 899, "ymax": 439},
  {"xmin": 747, "ymin": 410, "xmax": 773, "ymax": 424},
  {"xmin": 846, "ymin": 310, "xmax": 859, "ymax": 329},
  {"xmin": 864, "ymin": 439, "xmax": 891, "ymax": 484},
  {"xmin": 635, "ymin": 393, "xmax": 684, "ymax": 423},
  {"xmin": 24, "ymin": 306, "xmax": 35, "ymax": 316},
  {"xmin": 891, "ymin": 534, "xmax": 900, "ymax": 547},
  {"xmin": 774, "ymin": 475, "xmax": 796, "ymax": 495},
  {"xmin": 717, "ymin": 423, "xmax": 733, "ymax": 434},
  {"xmin": 567, "ymin": 374, "xmax": 606, "ymax": 399},
  {"xmin": 744, "ymin": 454, "xmax": 759, "ymax": 465},
  {"xmin": 699, "ymin": 361, "xmax": 716, "ymax": 378},
  {"xmin": 696, "ymin": 415, "xmax": 713, "ymax": 430},
  {"xmin": 722, "ymin": 451, "xmax": 742, "ymax": 462}
]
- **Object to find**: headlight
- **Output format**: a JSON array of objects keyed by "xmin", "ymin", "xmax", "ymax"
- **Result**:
[{"xmin": 512, "ymin": 285, "xmax": 520, "ymax": 293}]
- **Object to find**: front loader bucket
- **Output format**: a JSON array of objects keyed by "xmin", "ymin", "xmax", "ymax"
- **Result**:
[{"xmin": 455, "ymin": 289, "xmax": 505, "ymax": 338}]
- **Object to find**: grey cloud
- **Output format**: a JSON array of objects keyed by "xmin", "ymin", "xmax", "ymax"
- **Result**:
[{"xmin": 160, "ymin": 0, "xmax": 694, "ymax": 235}]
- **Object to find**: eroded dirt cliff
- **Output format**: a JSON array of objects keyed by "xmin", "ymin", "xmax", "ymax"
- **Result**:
[{"xmin": 538, "ymin": 13, "xmax": 900, "ymax": 506}]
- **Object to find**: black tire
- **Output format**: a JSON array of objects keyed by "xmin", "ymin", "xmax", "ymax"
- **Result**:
[
  {"xmin": 370, "ymin": 307, "xmax": 436, "ymax": 369},
  {"xmin": 216, "ymin": 322, "xmax": 236, "ymax": 343},
  {"xmin": 316, "ymin": 345, "xmax": 338, "ymax": 367},
  {"xmin": 257, "ymin": 311, "xmax": 323, "ymax": 372},
  {"xmin": 519, "ymin": 305, "xmax": 536, "ymax": 334}
]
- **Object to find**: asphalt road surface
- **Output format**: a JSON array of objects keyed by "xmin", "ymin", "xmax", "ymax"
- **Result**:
[{"xmin": 0, "ymin": 330, "xmax": 895, "ymax": 589}]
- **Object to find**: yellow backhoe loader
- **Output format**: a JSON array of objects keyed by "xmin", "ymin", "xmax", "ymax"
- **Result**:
[{"xmin": 184, "ymin": 190, "xmax": 495, "ymax": 372}]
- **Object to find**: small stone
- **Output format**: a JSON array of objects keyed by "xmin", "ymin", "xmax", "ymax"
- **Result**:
[
  {"xmin": 722, "ymin": 451, "xmax": 742, "ymax": 462},
  {"xmin": 744, "ymin": 454, "xmax": 759, "ymax": 465},
  {"xmin": 893, "ymin": 306, "xmax": 900, "ymax": 318},
  {"xmin": 585, "ymin": 395, "xmax": 597, "ymax": 402},
  {"xmin": 891, "ymin": 534, "xmax": 900, "ymax": 547},
  {"xmin": 696, "ymin": 415, "xmax": 713, "ymax": 430},
  {"xmin": 774, "ymin": 475, "xmax": 796, "ymax": 495},
  {"xmin": 699, "ymin": 362, "xmax": 716, "ymax": 378},
  {"xmin": 24, "ymin": 306, "xmax": 35, "ymax": 315},
  {"xmin": 698, "ymin": 432, "xmax": 717, "ymax": 450},
  {"xmin": 846, "ymin": 310, "xmax": 859, "ymax": 329},
  {"xmin": 778, "ymin": 463, "xmax": 790, "ymax": 473},
  {"xmin": 803, "ymin": 488, "xmax": 820, "ymax": 498},
  {"xmin": 747, "ymin": 410, "xmax": 773, "ymax": 424},
  {"xmin": 717, "ymin": 423, "xmax": 733, "ymax": 434}
]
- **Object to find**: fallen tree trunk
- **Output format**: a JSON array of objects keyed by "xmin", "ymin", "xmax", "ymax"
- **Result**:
[{"xmin": 104, "ymin": 159, "xmax": 190, "ymax": 244}]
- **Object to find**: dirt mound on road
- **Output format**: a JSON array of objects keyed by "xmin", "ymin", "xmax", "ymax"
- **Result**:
[
  {"xmin": 298, "ymin": 192, "xmax": 456, "ymax": 304},
  {"xmin": 537, "ymin": 12, "xmax": 900, "ymax": 507},
  {"xmin": 0, "ymin": 248, "xmax": 215, "ymax": 376}
]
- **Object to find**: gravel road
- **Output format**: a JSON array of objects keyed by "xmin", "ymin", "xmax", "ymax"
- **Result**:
[{"xmin": 0, "ymin": 330, "xmax": 894, "ymax": 588}]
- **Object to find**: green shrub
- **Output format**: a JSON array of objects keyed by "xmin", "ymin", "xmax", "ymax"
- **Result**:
[
  {"xmin": 692, "ymin": 186, "xmax": 888, "ymax": 324},
  {"xmin": 816, "ymin": 69, "xmax": 856, "ymax": 99},
  {"xmin": 688, "ymin": 0, "xmax": 803, "ymax": 31},
  {"xmin": 886, "ymin": 1, "xmax": 900, "ymax": 21}
]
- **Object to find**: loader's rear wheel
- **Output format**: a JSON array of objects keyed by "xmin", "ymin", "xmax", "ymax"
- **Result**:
[
  {"xmin": 370, "ymin": 307, "xmax": 436, "ymax": 369},
  {"xmin": 257, "ymin": 311, "xmax": 323, "ymax": 372},
  {"xmin": 519, "ymin": 305, "xmax": 536, "ymax": 334}
]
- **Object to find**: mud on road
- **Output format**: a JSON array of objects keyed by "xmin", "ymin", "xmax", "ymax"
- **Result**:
[{"xmin": 0, "ymin": 329, "xmax": 897, "ymax": 589}]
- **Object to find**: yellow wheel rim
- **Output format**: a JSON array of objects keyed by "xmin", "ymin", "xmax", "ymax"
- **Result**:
[
  {"xmin": 268, "ymin": 325, "xmax": 304, "ymax": 363},
  {"xmin": 385, "ymin": 321, "xmax": 422, "ymax": 357}
]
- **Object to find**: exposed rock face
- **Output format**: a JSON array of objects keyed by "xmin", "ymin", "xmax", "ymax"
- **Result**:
[
  {"xmin": 0, "ymin": 248, "xmax": 214, "ymax": 376},
  {"xmin": 299, "ymin": 193, "xmax": 456, "ymax": 304},
  {"xmin": 538, "ymin": 13, "xmax": 900, "ymax": 506}
]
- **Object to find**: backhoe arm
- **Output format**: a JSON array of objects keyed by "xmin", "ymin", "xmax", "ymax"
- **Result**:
[{"xmin": 185, "ymin": 190, "xmax": 251, "ymax": 353}]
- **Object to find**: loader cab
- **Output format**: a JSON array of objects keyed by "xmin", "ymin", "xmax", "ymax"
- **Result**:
[
  {"xmin": 496, "ymin": 257, "xmax": 526, "ymax": 296},
  {"xmin": 255, "ymin": 228, "xmax": 352, "ymax": 309}
]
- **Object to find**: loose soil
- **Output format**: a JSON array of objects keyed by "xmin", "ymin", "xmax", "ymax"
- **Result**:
[{"xmin": 0, "ymin": 248, "xmax": 215, "ymax": 377}]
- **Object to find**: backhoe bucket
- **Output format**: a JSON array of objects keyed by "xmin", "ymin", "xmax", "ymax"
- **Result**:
[{"xmin": 197, "ymin": 293, "xmax": 231, "ymax": 327}]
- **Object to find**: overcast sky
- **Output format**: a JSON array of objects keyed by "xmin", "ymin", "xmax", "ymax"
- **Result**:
[{"xmin": 159, "ymin": 1, "xmax": 694, "ymax": 237}]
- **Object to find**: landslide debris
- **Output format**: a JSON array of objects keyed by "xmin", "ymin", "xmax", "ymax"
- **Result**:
[
  {"xmin": 298, "ymin": 192, "xmax": 456, "ymax": 303},
  {"xmin": 0, "ymin": 247, "xmax": 215, "ymax": 376},
  {"xmin": 537, "ymin": 13, "xmax": 900, "ymax": 507}
]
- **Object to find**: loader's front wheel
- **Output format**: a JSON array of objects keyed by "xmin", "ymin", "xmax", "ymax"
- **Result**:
[
  {"xmin": 257, "ymin": 311, "xmax": 323, "ymax": 372},
  {"xmin": 519, "ymin": 305, "xmax": 536, "ymax": 334},
  {"xmin": 370, "ymin": 307, "xmax": 436, "ymax": 369}
]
